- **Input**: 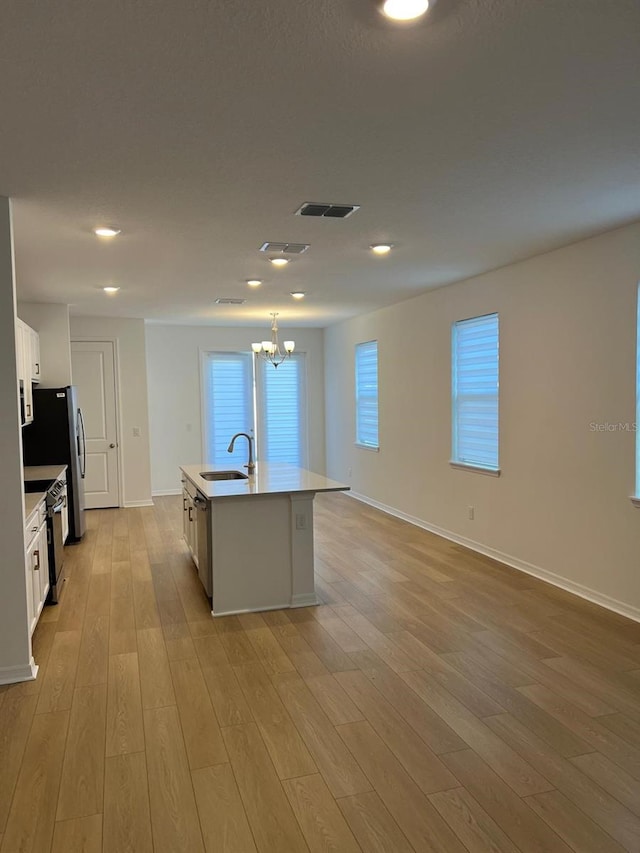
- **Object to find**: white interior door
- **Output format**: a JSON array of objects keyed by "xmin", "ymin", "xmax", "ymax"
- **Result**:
[{"xmin": 71, "ymin": 340, "xmax": 120, "ymax": 508}]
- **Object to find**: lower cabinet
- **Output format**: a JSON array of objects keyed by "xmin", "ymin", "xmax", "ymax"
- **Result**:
[
  {"xmin": 182, "ymin": 480, "xmax": 212, "ymax": 597},
  {"xmin": 182, "ymin": 483, "xmax": 197, "ymax": 562},
  {"xmin": 24, "ymin": 503, "xmax": 50, "ymax": 635}
]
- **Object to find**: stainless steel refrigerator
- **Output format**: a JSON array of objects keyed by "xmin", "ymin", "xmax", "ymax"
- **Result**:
[{"xmin": 22, "ymin": 386, "xmax": 86, "ymax": 541}]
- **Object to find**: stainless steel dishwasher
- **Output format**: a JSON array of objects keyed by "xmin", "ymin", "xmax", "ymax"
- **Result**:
[{"xmin": 194, "ymin": 493, "xmax": 212, "ymax": 597}]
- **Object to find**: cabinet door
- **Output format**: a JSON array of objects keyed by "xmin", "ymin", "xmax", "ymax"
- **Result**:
[
  {"xmin": 37, "ymin": 523, "xmax": 50, "ymax": 606},
  {"xmin": 61, "ymin": 487, "xmax": 69, "ymax": 544},
  {"xmin": 191, "ymin": 498, "xmax": 199, "ymax": 568},
  {"xmin": 31, "ymin": 328, "xmax": 40, "ymax": 382},
  {"xmin": 182, "ymin": 487, "xmax": 190, "ymax": 543},
  {"xmin": 24, "ymin": 540, "xmax": 35, "ymax": 634},
  {"xmin": 20, "ymin": 323, "xmax": 34, "ymax": 424},
  {"xmin": 25, "ymin": 520, "xmax": 50, "ymax": 634},
  {"xmin": 15, "ymin": 320, "xmax": 24, "ymax": 378}
]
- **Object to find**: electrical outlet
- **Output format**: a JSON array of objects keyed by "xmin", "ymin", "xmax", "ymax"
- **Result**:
[
  {"xmin": 186, "ymin": 423, "xmax": 192, "ymax": 432},
  {"xmin": 468, "ymin": 506, "xmax": 475, "ymax": 520},
  {"xmin": 347, "ymin": 467, "xmax": 352, "ymax": 477},
  {"xmin": 295, "ymin": 513, "xmax": 307, "ymax": 530},
  {"xmin": 132, "ymin": 426, "xmax": 141, "ymax": 437}
]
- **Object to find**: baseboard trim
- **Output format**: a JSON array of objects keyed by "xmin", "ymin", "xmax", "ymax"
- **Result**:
[
  {"xmin": 123, "ymin": 499, "xmax": 155, "ymax": 508},
  {"xmin": 0, "ymin": 657, "xmax": 38, "ymax": 685},
  {"xmin": 291, "ymin": 593, "xmax": 319, "ymax": 608},
  {"xmin": 212, "ymin": 602, "xmax": 292, "ymax": 618},
  {"xmin": 349, "ymin": 491, "xmax": 640, "ymax": 624},
  {"xmin": 152, "ymin": 489, "xmax": 182, "ymax": 497}
]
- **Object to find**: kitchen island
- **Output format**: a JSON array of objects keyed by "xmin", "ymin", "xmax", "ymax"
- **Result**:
[{"xmin": 179, "ymin": 463, "xmax": 349, "ymax": 617}]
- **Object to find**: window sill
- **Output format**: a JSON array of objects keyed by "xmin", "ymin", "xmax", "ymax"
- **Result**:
[
  {"xmin": 355, "ymin": 443, "xmax": 379, "ymax": 452},
  {"xmin": 630, "ymin": 496, "xmax": 640, "ymax": 508},
  {"xmin": 449, "ymin": 461, "xmax": 501, "ymax": 477}
]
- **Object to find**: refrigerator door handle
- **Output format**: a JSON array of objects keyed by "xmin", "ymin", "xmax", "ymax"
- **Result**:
[{"xmin": 77, "ymin": 407, "xmax": 87, "ymax": 479}]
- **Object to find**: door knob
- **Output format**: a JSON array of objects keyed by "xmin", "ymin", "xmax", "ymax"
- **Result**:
[{"xmin": 109, "ymin": 443, "xmax": 116, "ymax": 448}]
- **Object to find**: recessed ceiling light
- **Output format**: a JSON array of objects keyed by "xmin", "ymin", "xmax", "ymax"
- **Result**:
[
  {"xmin": 290, "ymin": 291, "xmax": 306, "ymax": 300},
  {"xmin": 370, "ymin": 243, "xmax": 393, "ymax": 255},
  {"xmin": 269, "ymin": 257, "xmax": 290, "ymax": 267},
  {"xmin": 246, "ymin": 279, "xmax": 262, "ymax": 287},
  {"xmin": 381, "ymin": 0, "xmax": 430, "ymax": 21},
  {"xmin": 94, "ymin": 226, "xmax": 121, "ymax": 238},
  {"xmin": 103, "ymin": 286, "xmax": 120, "ymax": 294}
]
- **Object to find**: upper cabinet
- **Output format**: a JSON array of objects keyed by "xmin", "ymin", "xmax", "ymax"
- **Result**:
[
  {"xmin": 16, "ymin": 318, "xmax": 40, "ymax": 426},
  {"xmin": 29, "ymin": 325, "xmax": 40, "ymax": 382}
]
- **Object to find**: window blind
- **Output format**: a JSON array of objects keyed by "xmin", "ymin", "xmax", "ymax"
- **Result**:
[
  {"xmin": 452, "ymin": 313, "xmax": 499, "ymax": 470},
  {"xmin": 257, "ymin": 354, "xmax": 307, "ymax": 467},
  {"xmin": 203, "ymin": 352, "xmax": 254, "ymax": 467},
  {"xmin": 355, "ymin": 340, "xmax": 379, "ymax": 448}
]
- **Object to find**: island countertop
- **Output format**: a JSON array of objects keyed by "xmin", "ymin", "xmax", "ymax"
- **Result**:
[{"xmin": 180, "ymin": 462, "xmax": 350, "ymax": 500}]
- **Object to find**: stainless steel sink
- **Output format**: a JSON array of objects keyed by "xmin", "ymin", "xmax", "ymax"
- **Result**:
[{"xmin": 199, "ymin": 470, "xmax": 249, "ymax": 481}]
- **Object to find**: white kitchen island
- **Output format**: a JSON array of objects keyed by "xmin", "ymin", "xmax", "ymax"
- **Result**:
[{"xmin": 179, "ymin": 463, "xmax": 349, "ymax": 617}]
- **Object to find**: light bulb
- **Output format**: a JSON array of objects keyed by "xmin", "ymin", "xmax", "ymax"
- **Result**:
[
  {"xmin": 251, "ymin": 343, "xmax": 262, "ymax": 353},
  {"xmin": 382, "ymin": 0, "xmax": 429, "ymax": 21},
  {"xmin": 284, "ymin": 341, "xmax": 295, "ymax": 353}
]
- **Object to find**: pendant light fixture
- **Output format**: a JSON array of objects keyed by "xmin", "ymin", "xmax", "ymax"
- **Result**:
[{"xmin": 252, "ymin": 313, "xmax": 295, "ymax": 368}]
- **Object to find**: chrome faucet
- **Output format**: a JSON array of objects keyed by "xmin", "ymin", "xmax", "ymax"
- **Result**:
[{"xmin": 227, "ymin": 432, "xmax": 255, "ymax": 473}]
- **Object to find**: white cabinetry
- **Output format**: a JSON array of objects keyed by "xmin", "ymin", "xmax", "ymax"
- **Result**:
[
  {"xmin": 60, "ymin": 483, "xmax": 69, "ymax": 544},
  {"xmin": 15, "ymin": 318, "xmax": 40, "ymax": 426},
  {"xmin": 29, "ymin": 325, "xmax": 40, "ymax": 382},
  {"xmin": 24, "ymin": 501, "xmax": 49, "ymax": 634},
  {"xmin": 182, "ymin": 479, "xmax": 198, "ymax": 565},
  {"xmin": 181, "ymin": 478, "xmax": 212, "ymax": 595}
]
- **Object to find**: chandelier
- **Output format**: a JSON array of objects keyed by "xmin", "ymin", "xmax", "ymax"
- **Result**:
[{"xmin": 252, "ymin": 313, "xmax": 295, "ymax": 368}]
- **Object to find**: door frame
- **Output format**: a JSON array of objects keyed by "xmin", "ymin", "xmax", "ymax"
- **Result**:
[{"xmin": 71, "ymin": 336, "xmax": 124, "ymax": 508}]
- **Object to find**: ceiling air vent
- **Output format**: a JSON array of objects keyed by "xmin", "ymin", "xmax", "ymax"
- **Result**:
[
  {"xmin": 295, "ymin": 202, "xmax": 360, "ymax": 219},
  {"xmin": 215, "ymin": 297, "xmax": 246, "ymax": 305},
  {"xmin": 259, "ymin": 241, "xmax": 310, "ymax": 254}
]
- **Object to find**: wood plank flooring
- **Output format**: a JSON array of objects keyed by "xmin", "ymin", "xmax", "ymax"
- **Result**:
[{"xmin": 1, "ymin": 492, "xmax": 639, "ymax": 852}]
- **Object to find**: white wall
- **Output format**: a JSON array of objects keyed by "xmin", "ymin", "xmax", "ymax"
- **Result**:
[
  {"xmin": 70, "ymin": 316, "xmax": 152, "ymax": 507},
  {"xmin": 17, "ymin": 302, "xmax": 72, "ymax": 387},
  {"xmin": 0, "ymin": 197, "xmax": 34, "ymax": 683},
  {"xmin": 146, "ymin": 324, "xmax": 326, "ymax": 494},
  {"xmin": 325, "ymin": 221, "xmax": 640, "ymax": 618}
]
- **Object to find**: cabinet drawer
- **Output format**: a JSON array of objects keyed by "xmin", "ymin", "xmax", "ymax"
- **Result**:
[{"xmin": 24, "ymin": 501, "xmax": 47, "ymax": 548}]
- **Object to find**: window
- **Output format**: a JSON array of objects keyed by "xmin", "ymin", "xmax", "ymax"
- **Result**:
[
  {"xmin": 203, "ymin": 352, "xmax": 254, "ymax": 467},
  {"xmin": 452, "ymin": 313, "xmax": 499, "ymax": 472},
  {"xmin": 355, "ymin": 340, "xmax": 379, "ymax": 449},
  {"xmin": 203, "ymin": 351, "xmax": 308, "ymax": 468},
  {"xmin": 256, "ymin": 355, "xmax": 307, "ymax": 467}
]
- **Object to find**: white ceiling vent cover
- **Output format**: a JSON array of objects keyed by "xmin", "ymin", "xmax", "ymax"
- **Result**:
[
  {"xmin": 259, "ymin": 241, "xmax": 310, "ymax": 254},
  {"xmin": 215, "ymin": 297, "xmax": 246, "ymax": 305}
]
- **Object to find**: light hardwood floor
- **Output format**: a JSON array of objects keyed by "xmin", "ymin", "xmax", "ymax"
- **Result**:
[{"xmin": 1, "ymin": 492, "xmax": 640, "ymax": 852}]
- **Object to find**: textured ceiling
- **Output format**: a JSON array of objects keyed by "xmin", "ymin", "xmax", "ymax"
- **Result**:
[{"xmin": 2, "ymin": 0, "xmax": 639, "ymax": 326}]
